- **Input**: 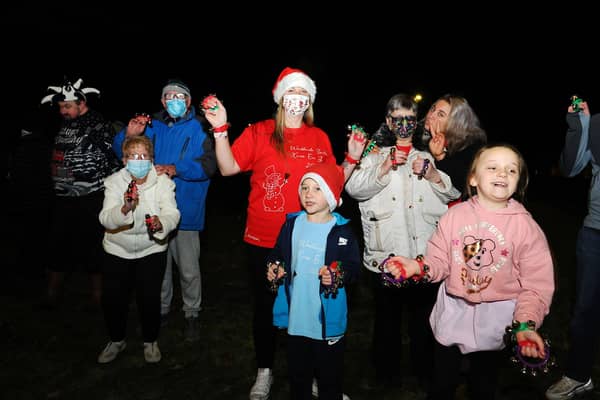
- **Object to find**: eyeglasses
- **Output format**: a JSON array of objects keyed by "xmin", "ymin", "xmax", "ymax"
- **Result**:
[
  {"xmin": 164, "ymin": 93, "xmax": 187, "ymax": 100},
  {"xmin": 126, "ymin": 153, "xmax": 151, "ymax": 160}
]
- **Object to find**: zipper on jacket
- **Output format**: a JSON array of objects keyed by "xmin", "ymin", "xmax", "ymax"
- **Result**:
[{"xmin": 179, "ymin": 137, "xmax": 190, "ymax": 160}]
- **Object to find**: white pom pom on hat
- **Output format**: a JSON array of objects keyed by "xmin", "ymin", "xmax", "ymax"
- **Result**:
[
  {"xmin": 299, "ymin": 163, "xmax": 344, "ymax": 212},
  {"xmin": 272, "ymin": 67, "xmax": 317, "ymax": 105}
]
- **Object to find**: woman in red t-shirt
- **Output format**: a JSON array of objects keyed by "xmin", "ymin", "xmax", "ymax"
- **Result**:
[{"xmin": 204, "ymin": 66, "xmax": 365, "ymax": 400}]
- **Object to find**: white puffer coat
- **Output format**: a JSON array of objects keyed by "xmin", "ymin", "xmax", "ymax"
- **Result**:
[
  {"xmin": 345, "ymin": 147, "xmax": 460, "ymax": 273},
  {"xmin": 99, "ymin": 167, "xmax": 180, "ymax": 259}
]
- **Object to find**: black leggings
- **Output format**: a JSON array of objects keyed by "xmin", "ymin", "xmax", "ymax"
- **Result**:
[
  {"xmin": 246, "ymin": 243, "xmax": 278, "ymax": 368},
  {"xmin": 101, "ymin": 251, "xmax": 167, "ymax": 343}
]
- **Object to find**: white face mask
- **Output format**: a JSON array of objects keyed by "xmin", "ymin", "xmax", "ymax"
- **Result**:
[{"xmin": 282, "ymin": 94, "xmax": 310, "ymax": 116}]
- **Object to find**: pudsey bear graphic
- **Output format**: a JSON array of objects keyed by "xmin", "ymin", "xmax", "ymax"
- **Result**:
[{"xmin": 462, "ymin": 235, "xmax": 496, "ymax": 271}]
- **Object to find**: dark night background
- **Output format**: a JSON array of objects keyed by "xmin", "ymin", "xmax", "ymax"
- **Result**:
[
  {"xmin": 3, "ymin": 5, "xmax": 600, "ymax": 400},
  {"xmin": 4, "ymin": 5, "xmax": 599, "ymax": 177}
]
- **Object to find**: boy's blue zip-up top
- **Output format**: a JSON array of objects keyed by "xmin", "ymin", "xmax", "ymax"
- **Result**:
[{"xmin": 269, "ymin": 211, "xmax": 361, "ymax": 339}]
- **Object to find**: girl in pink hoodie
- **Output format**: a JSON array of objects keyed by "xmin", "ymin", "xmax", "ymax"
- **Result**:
[{"xmin": 387, "ymin": 143, "xmax": 554, "ymax": 399}]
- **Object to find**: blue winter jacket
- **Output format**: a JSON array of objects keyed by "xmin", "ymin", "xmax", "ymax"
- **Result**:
[
  {"xmin": 270, "ymin": 211, "xmax": 361, "ymax": 339},
  {"xmin": 113, "ymin": 107, "xmax": 217, "ymax": 231}
]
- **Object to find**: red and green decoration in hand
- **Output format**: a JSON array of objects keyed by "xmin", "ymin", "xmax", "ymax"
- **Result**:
[{"xmin": 320, "ymin": 260, "xmax": 345, "ymax": 298}]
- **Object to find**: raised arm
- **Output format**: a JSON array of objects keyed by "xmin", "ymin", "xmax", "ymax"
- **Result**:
[
  {"xmin": 560, "ymin": 101, "xmax": 592, "ymax": 177},
  {"xmin": 202, "ymin": 97, "xmax": 241, "ymax": 176}
]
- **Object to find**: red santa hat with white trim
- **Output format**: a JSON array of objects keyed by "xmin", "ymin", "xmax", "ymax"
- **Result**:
[
  {"xmin": 272, "ymin": 67, "xmax": 317, "ymax": 104},
  {"xmin": 299, "ymin": 163, "xmax": 344, "ymax": 212}
]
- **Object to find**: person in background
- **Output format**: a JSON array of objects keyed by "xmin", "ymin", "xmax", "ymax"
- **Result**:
[
  {"xmin": 416, "ymin": 94, "xmax": 487, "ymax": 201},
  {"xmin": 112, "ymin": 79, "xmax": 217, "ymax": 342},
  {"xmin": 267, "ymin": 163, "xmax": 361, "ymax": 400},
  {"xmin": 345, "ymin": 93, "xmax": 459, "ymax": 391},
  {"xmin": 7, "ymin": 103, "xmax": 57, "ymax": 278},
  {"xmin": 387, "ymin": 143, "xmax": 554, "ymax": 399},
  {"xmin": 42, "ymin": 77, "xmax": 120, "ymax": 310},
  {"xmin": 97, "ymin": 134, "xmax": 180, "ymax": 364},
  {"xmin": 545, "ymin": 100, "xmax": 599, "ymax": 400},
  {"xmin": 203, "ymin": 67, "xmax": 365, "ymax": 400}
]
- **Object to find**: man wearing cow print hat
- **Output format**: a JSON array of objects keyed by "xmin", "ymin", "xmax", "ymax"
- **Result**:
[{"xmin": 41, "ymin": 77, "xmax": 120, "ymax": 311}]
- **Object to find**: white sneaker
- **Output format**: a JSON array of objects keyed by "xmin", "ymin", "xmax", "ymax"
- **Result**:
[
  {"xmin": 311, "ymin": 378, "xmax": 350, "ymax": 400},
  {"xmin": 143, "ymin": 342, "xmax": 161, "ymax": 363},
  {"xmin": 97, "ymin": 341, "xmax": 126, "ymax": 364},
  {"xmin": 249, "ymin": 368, "xmax": 273, "ymax": 400},
  {"xmin": 546, "ymin": 376, "xmax": 593, "ymax": 399},
  {"xmin": 312, "ymin": 378, "xmax": 319, "ymax": 397}
]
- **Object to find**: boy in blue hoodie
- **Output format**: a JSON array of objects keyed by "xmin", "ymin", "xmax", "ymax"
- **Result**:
[{"xmin": 267, "ymin": 163, "xmax": 361, "ymax": 400}]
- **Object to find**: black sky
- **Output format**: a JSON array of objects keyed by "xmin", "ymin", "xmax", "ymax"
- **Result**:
[{"xmin": 6, "ymin": 6, "xmax": 599, "ymax": 173}]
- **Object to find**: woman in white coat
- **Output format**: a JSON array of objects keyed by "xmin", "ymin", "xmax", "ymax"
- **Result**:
[{"xmin": 97, "ymin": 134, "xmax": 180, "ymax": 364}]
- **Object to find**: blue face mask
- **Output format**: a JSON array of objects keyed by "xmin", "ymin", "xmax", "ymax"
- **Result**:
[
  {"xmin": 127, "ymin": 160, "xmax": 152, "ymax": 179},
  {"xmin": 166, "ymin": 98, "xmax": 187, "ymax": 118}
]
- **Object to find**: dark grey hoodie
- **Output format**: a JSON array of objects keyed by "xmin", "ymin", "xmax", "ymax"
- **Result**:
[{"xmin": 560, "ymin": 112, "xmax": 600, "ymax": 229}]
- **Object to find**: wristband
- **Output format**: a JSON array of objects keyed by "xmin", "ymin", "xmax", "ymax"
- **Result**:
[
  {"xmin": 213, "ymin": 123, "xmax": 230, "ymax": 133},
  {"xmin": 413, "ymin": 255, "xmax": 430, "ymax": 282},
  {"xmin": 513, "ymin": 320, "xmax": 536, "ymax": 333},
  {"xmin": 344, "ymin": 152, "xmax": 359, "ymax": 165},
  {"xmin": 214, "ymin": 132, "xmax": 228, "ymax": 139}
]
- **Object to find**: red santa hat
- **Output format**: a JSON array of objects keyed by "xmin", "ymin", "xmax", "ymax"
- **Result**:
[
  {"xmin": 299, "ymin": 163, "xmax": 344, "ymax": 212},
  {"xmin": 272, "ymin": 67, "xmax": 317, "ymax": 104}
]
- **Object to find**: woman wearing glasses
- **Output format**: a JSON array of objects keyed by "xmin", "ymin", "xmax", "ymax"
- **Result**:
[{"xmin": 98, "ymin": 134, "xmax": 180, "ymax": 364}]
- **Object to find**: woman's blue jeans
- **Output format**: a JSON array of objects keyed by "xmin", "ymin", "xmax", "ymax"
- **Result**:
[{"xmin": 567, "ymin": 226, "xmax": 600, "ymax": 381}]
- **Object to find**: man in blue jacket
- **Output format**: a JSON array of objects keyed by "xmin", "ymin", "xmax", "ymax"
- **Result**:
[{"xmin": 113, "ymin": 79, "xmax": 216, "ymax": 341}]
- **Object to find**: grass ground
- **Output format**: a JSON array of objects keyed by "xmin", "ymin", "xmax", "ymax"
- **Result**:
[{"xmin": 2, "ymin": 174, "xmax": 600, "ymax": 399}]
